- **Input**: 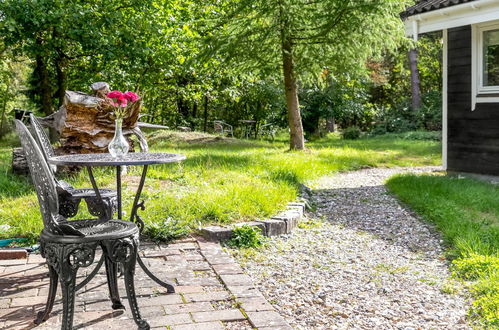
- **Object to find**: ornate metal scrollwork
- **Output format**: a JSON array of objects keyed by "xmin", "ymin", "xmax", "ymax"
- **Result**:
[
  {"xmin": 58, "ymin": 195, "xmax": 81, "ymax": 218},
  {"xmin": 132, "ymin": 200, "xmax": 146, "ymax": 232},
  {"xmin": 42, "ymin": 243, "xmax": 60, "ymax": 272},
  {"xmin": 110, "ymin": 238, "xmax": 135, "ymax": 263},
  {"xmin": 86, "ymin": 195, "xmax": 117, "ymax": 219},
  {"xmin": 66, "ymin": 244, "xmax": 96, "ymax": 269}
]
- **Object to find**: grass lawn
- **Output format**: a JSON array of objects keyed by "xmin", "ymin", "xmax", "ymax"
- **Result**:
[
  {"xmin": 386, "ymin": 174, "xmax": 499, "ymax": 328},
  {"xmin": 0, "ymin": 130, "xmax": 440, "ymax": 244}
]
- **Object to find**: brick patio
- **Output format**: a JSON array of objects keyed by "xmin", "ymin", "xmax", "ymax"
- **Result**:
[{"xmin": 0, "ymin": 237, "xmax": 290, "ymax": 329}]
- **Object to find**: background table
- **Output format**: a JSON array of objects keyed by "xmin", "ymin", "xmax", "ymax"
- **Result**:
[{"xmin": 49, "ymin": 152, "xmax": 186, "ymax": 293}]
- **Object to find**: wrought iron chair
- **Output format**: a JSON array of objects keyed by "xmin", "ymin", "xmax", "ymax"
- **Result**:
[
  {"xmin": 15, "ymin": 120, "xmax": 149, "ymax": 330},
  {"xmin": 29, "ymin": 114, "xmax": 117, "ymax": 219},
  {"xmin": 258, "ymin": 123, "xmax": 277, "ymax": 141},
  {"xmin": 213, "ymin": 120, "xmax": 234, "ymax": 137}
]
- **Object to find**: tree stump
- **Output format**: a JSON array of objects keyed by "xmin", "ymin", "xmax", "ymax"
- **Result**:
[
  {"xmin": 11, "ymin": 83, "xmax": 148, "ymax": 174},
  {"xmin": 53, "ymin": 89, "xmax": 141, "ymax": 154},
  {"xmin": 12, "ymin": 147, "xmax": 28, "ymax": 175}
]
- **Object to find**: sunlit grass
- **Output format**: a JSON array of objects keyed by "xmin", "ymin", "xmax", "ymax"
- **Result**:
[
  {"xmin": 0, "ymin": 130, "xmax": 440, "ymax": 243},
  {"xmin": 386, "ymin": 174, "xmax": 499, "ymax": 327}
]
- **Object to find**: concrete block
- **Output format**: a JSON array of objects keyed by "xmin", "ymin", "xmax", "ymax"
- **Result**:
[
  {"xmin": 257, "ymin": 219, "xmax": 286, "ymax": 236},
  {"xmin": 286, "ymin": 203, "xmax": 305, "ymax": 217},
  {"xmin": 233, "ymin": 221, "xmax": 266, "ymax": 234},
  {"xmin": 272, "ymin": 209, "xmax": 300, "ymax": 233},
  {"xmin": 200, "ymin": 226, "xmax": 233, "ymax": 242}
]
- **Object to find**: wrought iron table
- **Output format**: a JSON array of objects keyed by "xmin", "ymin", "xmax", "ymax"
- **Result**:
[
  {"xmin": 49, "ymin": 152, "xmax": 186, "ymax": 293},
  {"xmin": 239, "ymin": 120, "xmax": 257, "ymax": 139}
]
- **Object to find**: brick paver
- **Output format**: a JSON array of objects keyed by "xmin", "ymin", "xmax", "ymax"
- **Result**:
[{"xmin": 0, "ymin": 236, "xmax": 290, "ymax": 329}]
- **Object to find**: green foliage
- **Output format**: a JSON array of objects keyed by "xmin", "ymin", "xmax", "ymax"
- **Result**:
[
  {"xmin": 372, "ymin": 131, "xmax": 441, "ymax": 141},
  {"xmin": 452, "ymin": 254, "xmax": 499, "ymax": 280},
  {"xmin": 341, "ymin": 126, "xmax": 362, "ymax": 140},
  {"xmin": 143, "ymin": 217, "xmax": 190, "ymax": 243},
  {"xmin": 0, "ymin": 131, "xmax": 440, "ymax": 244},
  {"xmin": 226, "ymin": 225, "xmax": 266, "ymax": 249},
  {"xmin": 386, "ymin": 174, "xmax": 499, "ymax": 327}
]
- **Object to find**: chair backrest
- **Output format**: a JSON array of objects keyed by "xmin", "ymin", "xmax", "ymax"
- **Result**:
[
  {"xmin": 15, "ymin": 120, "xmax": 61, "ymax": 233},
  {"xmin": 29, "ymin": 113, "xmax": 55, "ymax": 158},
  {"xmin": 213, "ymin": 121, "xmax": 224, "ymax": 132}
]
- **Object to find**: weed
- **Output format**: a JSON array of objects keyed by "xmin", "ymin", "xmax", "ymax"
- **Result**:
[
  {"xmin": 143, "ymin": 217, "xmax": 190, "ymax": 242},
  {"xmin": 226, "ymin": 225, "xmax": 266, "ymax": 249},
  {"xmin": 297, "ymin": 218, "xmax": 323, "ymax": 229}
]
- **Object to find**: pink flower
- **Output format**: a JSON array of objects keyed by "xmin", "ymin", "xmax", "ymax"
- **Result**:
[
  {"xmin": 107, "ymin": 90, "xmax": 123, "ymax": 99},
  {"xmin": 117, "ymin": 95, "xmax": 127, "ymax": 107},
  {"xmin": 124, "ymin": 91, "xmax": 139, "ymax": 102}
]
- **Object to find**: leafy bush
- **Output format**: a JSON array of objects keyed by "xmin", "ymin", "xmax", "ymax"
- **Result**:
[
  {"xmin": 372, "ymin": 131, "xmax": 441, "ymax": 141},
  {"xmin": 469, "ymin": 271, "xmax": 499, "ymax": 328},
  {"xmin": 226, "ymin": 225, "xmax": 266, "ymax": 249},
  {"xmin": 341, "ymin": 126, "xmax": 362, "ymax": 140},
  {"xmin": 371, "ymin": 91, "xmax": 442, "ymax": 135},
  {"xmin": 452, "ymin": 254, "xmax": 499, "ymax": 280},
  {"xmin": 143, "ymin": 217, "xmax": 190, "ymax": 242}
]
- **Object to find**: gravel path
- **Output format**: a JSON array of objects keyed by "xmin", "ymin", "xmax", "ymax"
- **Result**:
[{"xmin": 232, "ymin": 167, "xmax": 471, "ymax": 329}]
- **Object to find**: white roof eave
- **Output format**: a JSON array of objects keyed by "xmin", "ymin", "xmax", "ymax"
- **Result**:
[{"xmin": 404, "ymin": 0, "xmax": 499, "ymax": 37}]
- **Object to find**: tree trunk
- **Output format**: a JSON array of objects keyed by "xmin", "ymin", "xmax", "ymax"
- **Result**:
[
  {"xmin": 281, "ymin": 38, "xmax": 305, "ymax": 150},
  {"xmin": 408, "ymin": 48, "xmax": 422, "ymax": 111},
  {"xmin": 55, "ymin": 55, "xmax": 67, "ymax": 108},
  {"xmin": 35, "ymin": 38, "xmax": 53, "ymax": 115},
  {"xmin": 203, "ymin": 95, "xmax": 209, "ymax": 132},
  {"xmin": 326, "ymin": 117, "xmax": 335, "ymax": 132}
]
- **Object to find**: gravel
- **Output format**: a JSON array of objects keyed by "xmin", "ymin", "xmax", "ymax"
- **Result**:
[{"xmin": 233, "ymin": 167, "xmax": 472, "ymax": 329}]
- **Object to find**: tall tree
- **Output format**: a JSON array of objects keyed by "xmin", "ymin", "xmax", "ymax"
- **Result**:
[
  {"xmin": 204, "ymin": 0, "xmax": 409, "ymax": 149},
  {"xmin": 0, "ymin": 0, "xmax": 162, "ymax": 114}
]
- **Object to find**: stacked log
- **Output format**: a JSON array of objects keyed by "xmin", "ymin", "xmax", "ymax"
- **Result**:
[{"xmin": 52, "ymin": 83, "xmax": 142, "ymax": 154}]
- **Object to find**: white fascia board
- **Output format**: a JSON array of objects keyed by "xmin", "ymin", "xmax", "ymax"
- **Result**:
[{"xmin": 404, "ymin": 0, "xmax": 499, "ymax": 36}]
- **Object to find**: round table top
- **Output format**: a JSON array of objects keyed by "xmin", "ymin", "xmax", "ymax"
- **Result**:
[{"xmin": 48, "ymin": 152, "xmax": 186, "ymax": 166}]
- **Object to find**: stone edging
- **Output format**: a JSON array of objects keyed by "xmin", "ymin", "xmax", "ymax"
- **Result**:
[{"xmin": 200, "ymin": 202, "xmax": 305, "ymax": 242}]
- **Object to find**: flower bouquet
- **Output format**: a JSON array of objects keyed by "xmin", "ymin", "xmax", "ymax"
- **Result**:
[{"xmin": 106, "ymin": 90, "xmax": 139, "ymax": 157}]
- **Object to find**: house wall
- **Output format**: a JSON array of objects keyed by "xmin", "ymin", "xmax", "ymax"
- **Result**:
[{"xmin": 447, "ymin": 25, "xmax": 499, "ymax": 175}]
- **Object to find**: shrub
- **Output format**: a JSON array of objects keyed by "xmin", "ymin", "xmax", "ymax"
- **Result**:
[
  {"xmin": 143, "ymin": 217, "xmax": 190, "ymax": 242},
  {"xmin": 341, "ymin": 126, "xmax": 362, "ymax": 140},
  {"xmin": 226, "ymin": 225, "xmax": 266, "ymax": 249},
  {"xmin": 452, "ymin": 254, "xmax": 499, "ymax": 280}
]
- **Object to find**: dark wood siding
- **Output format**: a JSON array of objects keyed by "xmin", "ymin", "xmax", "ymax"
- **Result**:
[{"xmin": 447, "ymin": 25, "xmax": 499, "ymax": 175}]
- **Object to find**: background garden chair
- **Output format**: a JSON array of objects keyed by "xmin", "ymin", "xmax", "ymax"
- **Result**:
[
  {"xmin": 15, "ymin": 119, "xmax": 149, "ymax": 330},
  {"xmin": 29, "ymin": 114, "xmax": 117, "ymax": 219},
  {"xmin": 213, "ymin": 120, "xmax": 233, "ymax": 137},
  {"xmin": 258, "ymin": 123, "xmax": 277, "ymax": 141}
]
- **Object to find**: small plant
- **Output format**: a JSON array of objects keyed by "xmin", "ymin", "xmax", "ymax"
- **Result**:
[
  {"xmin": 452, "ymin": 254, "xmax": 499, "ymax": 280},
  {"xmin": 341, "ymin": 126, "xmax": 362, "ymax": 140},
  {"xmin": 144, "ymin": 217, "xmax": 190, "ymax": 242},
  {"xmin": 227, "ymin": 225, "xmax": 266, "ymax": 249},
  {"xmin": 298, "ymin": 218, "xmax": 322, "ymax": 229}
]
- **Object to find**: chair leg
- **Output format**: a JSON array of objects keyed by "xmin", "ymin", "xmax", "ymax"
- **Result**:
[
  {"xmin": 60, "ymin": 261, "xmax": 78, "ymax": 330},
  {"xmin": 121, "ymin": 239, "xmax": 149, "ymax": 329},
  {"xmin": 34, "ymin": 265, "xmax": 58, "ymax": 325},
  {"xmin": 104, "ymin": 256, "xmax": 125, "ymax": 310}
]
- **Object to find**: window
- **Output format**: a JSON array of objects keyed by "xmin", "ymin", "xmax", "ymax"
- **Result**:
[
  {"xmin": 472, "ymin": 21, "xmax": 499, "ymax": 109},
  {"xmin": 482, "ymin": 28, "xmax": 499, "ymax": 89}
]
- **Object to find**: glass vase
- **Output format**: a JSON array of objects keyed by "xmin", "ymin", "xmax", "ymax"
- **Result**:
[{"xmin": 108, "ymin": 118, "xmax": 129, "ymax": 158}]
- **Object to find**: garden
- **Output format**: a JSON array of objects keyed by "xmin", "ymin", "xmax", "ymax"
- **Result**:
[{"xmin": 0, "ymin": 0, "xmax": 497, "ymax": 329}]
